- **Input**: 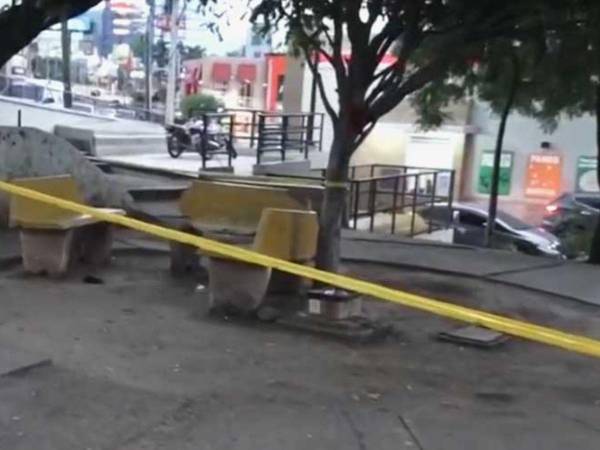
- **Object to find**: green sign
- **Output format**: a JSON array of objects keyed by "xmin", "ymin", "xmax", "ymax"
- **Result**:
[
  {"xmin": 477, "ymin": 151, "xmax": 514, "ymax": 195},
  {"xmin": 576, "ymin": 156, "xmax": 599, "ymax": 193}
]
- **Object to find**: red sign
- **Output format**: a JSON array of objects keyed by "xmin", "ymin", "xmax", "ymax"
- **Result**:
[
  {"xmin": 266, "ymin": 53, "xmax": 287, "ymax": 111},
  {"xmin": 525, "ymin": 153, "xmax": 563, "ymax": 198}
]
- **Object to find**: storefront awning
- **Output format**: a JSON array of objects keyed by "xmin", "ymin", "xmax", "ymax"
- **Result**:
[
  {"xmin": 212, "ymin": 63, "xmax": 232, "ymax": 83},
  {"xmin": 237, "ymin": 63, "xmax": 257, "ymax": 83}
]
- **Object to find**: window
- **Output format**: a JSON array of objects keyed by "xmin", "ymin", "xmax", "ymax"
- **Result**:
[
  {"xmin": 496, "ymin": 211, "xmax": 530, "ymax": 230},
  {"xmin": 495, "ymin": 223, "xmax": 513, "ymax": 235},
  {"xmin": 239, "ymin": 82, "xmax": 253, "ymax": 99},
  {"xmin": 459, "ymin": 211, "xmax": 486, "ymax": 227},
  {"xmin": 239, "ymin": 82, "xmax": 253, "ymax": 107},
  {"xmin": 576, "ymin": 196, "xmax": 600, "ymax": 211}
]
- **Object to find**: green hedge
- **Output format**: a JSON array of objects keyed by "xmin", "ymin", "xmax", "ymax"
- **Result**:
[{"xmin": 180, "ymin": 93, "xmax": 223, "ymax": 119}]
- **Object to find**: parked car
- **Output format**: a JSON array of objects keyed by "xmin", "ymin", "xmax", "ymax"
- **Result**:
[
  {"xmin": 542, "ymin": 192, "xmax": 600, "ymax": 259},
  {"xmin": 421, "ymin": 202, "xmax": 564, "ymax": 257}
]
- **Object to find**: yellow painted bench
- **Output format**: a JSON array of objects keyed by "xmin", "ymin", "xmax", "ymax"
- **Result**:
[
  {"xmin": 179, "ymin": 180, "xmax": 311, "ymax": 238},
  {"xmin": 170, "ymin": 180, "xmax": 313, "ymax": 273},
  {"xmin": 9, "ymin": 175, "xmax": 124, "ymax": 276},
  {"xmin": 207, "ymin": 207, "xmax": 319, "ymax": 314}
]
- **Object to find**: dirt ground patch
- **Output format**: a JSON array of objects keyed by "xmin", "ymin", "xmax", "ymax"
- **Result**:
[{"xmin": 1, "ymin": 253, "xmax": 600, "ymax": 449}]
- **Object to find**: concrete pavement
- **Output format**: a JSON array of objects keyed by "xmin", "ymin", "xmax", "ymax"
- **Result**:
[
  {"xmin": 342, "ymin": 230, "xmax": 599, "ymax": 306},
  {"xmin": 1, "ymin": 251, "xmax": 600, "ymax": 449},
  {"xmin": 2, "ymin": 223, "xmax": 595, "ymax": 307},
  {"xmin": 103, "ymin": 149, "xmax": 330, "ymax": 177}
]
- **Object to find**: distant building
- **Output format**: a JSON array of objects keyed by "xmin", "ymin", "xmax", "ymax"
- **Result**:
[
  {"xmin": 182, "ymin": 54, "xmax": 287, "ymax": 112},
  {"xmin": 85, "ymin": 0, "xmax": 146, "ymax": 57}
]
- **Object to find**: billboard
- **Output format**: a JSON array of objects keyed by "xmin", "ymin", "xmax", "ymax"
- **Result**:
[
  {"xmin": 576, "ymin": 156, "xmax": 599, "ymax": 193},
  {"xmin": 525, "ymin": 153, "xmax": 562, "ymax": 198},
  {"xmin": 477, "ymin": 150, "xmax": 514, "ymax": 196}
]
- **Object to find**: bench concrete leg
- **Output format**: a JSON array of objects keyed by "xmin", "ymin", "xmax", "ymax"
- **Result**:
[
  {"xmin": 78, "ymin": 223, "xmax": 114, "ymax": 265},
  {"xmin": 170, "ymin": 241, "xmax": 200, "ymax": 276},
  {"xmin": 268, "ymin": 270, "xmax": 313, "ymax": 295},
  {"xmin": 207, "ymin": 256, "xmax": 272, "ymax": 314},
  {"xmin": 20, "ymin": 229, "xmax": 74, "ymax": 276}
]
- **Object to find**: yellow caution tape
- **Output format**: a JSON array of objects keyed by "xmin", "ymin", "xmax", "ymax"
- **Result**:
[{"xmin": 1, "ymin": 179, "xmax": 600, "ymax": 358}]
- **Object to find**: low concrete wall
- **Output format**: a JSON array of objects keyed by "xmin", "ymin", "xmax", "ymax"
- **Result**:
[{"xmin": 0, "ymin": 127, "xmax": 131, "ymax": 227}]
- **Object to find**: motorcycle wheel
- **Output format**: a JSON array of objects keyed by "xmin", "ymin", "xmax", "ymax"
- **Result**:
[{"xmin": 167, "ymin": 136, "xmax": 184, "ymax": 158}]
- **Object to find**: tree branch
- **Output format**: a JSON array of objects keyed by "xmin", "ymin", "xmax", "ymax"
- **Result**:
[
  {"xmin": 353, "ymin": 119, "xmax": 377, "ymax": 149},
  {"xmin": 302, "ymin": 45, "xmax": 338, "ymax": 123},
  {"xmin": 369, "ymin": 57, "xmax": 452, "ymax": 121}
]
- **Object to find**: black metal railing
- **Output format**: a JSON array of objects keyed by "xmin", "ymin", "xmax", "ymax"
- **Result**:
[
  {"xmin": 266, "ymin": 164, "xmax": 455, "ymax": 237},
  {"xmin": 347, "ymin": 166, "xmax": 455, "ymax": 236},
  {"xmin": 190, "ymin": 109, "xmax": 326, "ymax": 163},
  {"xmin": 255, "ymin": 112, "xmax": 325, "ymax": 164}
]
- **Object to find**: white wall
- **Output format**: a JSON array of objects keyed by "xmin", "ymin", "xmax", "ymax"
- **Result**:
[{"xmin": 291, "ymin": 59, "xmax": 469, "ymax": 174}]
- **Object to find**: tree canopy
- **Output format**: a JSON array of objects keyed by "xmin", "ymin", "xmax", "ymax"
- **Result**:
[
  {"xmin": 248, "ymin": 0, "xmax": 564, "ymax": 270},
  {"xmin": 0, "ymin": 0, "xmax": 102, "ymax": 69},
  {"xmin": 412, "ymin": 1, "xmax": 600, "ymax": 263}
]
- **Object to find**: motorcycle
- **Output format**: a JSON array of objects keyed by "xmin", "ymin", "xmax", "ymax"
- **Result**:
[{"xmin": 166, "ymin": 117, "xmax": 235, "ymax": 160}]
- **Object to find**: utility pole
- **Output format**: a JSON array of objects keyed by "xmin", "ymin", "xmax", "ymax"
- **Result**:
[
  {"xmin": 165, "ymin": 0, "xmax": 180, "ymax": 125},
  {"xmin": 61, "ymin": 18, "xmax": 72, "ymax": 108},
  {"xmin": 145, "ymin": 0, "xmax": 155, "ymax": 119}
]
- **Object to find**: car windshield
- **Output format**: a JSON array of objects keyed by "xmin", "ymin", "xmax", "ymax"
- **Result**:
[{"xmin": 496, "ymin": 211, "xmax": 531, "ymax": 230}]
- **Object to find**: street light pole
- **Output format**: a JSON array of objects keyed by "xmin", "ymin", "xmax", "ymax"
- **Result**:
[
  {"xmin": 61, "ymin": 18, "xmax": 73, "ymax": 108},
  {"xmin": 145, "ymin": 0, "xmax": 155, "ymax": 119},
  {"xmin": 165, "ymin": 0, "xmax": 179, "ymax": 125}
]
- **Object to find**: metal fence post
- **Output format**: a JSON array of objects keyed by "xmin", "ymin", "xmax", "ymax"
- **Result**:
[
  {"xmin": 391, "ymin": 176, "xmax": 400, "ymax": 235},
  {"xmin": 410, "ymin": 174, "xmax": 420, "ymax": 237},
  {"xmin": 281, "ymin": 115, "xmax": 289, "ymax": 161},
  {"xmin": 257, "ymin": 114, "xmax": 265, "ymax": 164},
  {"xmin": 250, "ymin": 110, "xmax": 257, "ymax": 148},
  {"xmin": 318, "ymin": 114, "xmax": 324, "ymax": 152},
  {"xmin": 302, "ymin": 114, "xmax": 310, "ymax": 159},
  {"xmin": 429, "ymin": 173, "xmax": 438, "ymax": 233},
  {"xmin": 353, "ymin": 181, "xmax": 360, "ymax": 230},
  {"xmin": 369, "ymin": 179, "xmax": 376, "ymax": 232},
  {"xmin": 201, "ymin": 113, "xmax": 208, "ymax": 169}
]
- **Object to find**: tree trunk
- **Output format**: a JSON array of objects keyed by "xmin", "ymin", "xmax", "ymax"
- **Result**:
[
  {"xmin": 315, "ymin": 135, "xmax": 352, "ymax": 272},
  {"xmin": 485, "ymin": 54, "xmax": 520, "ymax": 247},
  {"xmin": 588, "ymin": 84, "xmax": 600, "ymax": 264}
]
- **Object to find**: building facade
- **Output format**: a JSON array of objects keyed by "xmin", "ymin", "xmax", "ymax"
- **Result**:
[
  {"xmin": 285, "ymin": 56, "xmax": 599, "ymax": 220},
  {"xmin": 182, "ymin": 54, "xmax": 287, "ymax": 112}
]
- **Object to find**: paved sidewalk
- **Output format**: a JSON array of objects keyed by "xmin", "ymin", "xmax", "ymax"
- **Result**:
[
  {"xmin": 342, "ymin": 231, "xmax": 599, "ymax": 306},
  {"xmin": 1, "ymin": 226, "xmax": 597, "ymax": 306}
]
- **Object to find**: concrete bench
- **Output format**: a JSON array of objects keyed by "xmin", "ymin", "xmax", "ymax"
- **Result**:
[
  {"xmin": 169, "ymin": 180, "xmax": 312, "ymax": 274},
  {"xmin": 207, "ymin": 207, "xmax": 319, "ymax": 314},
  {"xmin": 9, "ymin": 175, "xmax": 124, "ymax": 276}
]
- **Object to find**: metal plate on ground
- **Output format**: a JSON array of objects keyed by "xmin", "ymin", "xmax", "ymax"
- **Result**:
[
  {"xmin": 437, "ymin": 325, "xmax": 509, "ymax": 348},
  {"xmin": 0, "ymin": 347, "xmax": 52, "ymax": 377}
]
